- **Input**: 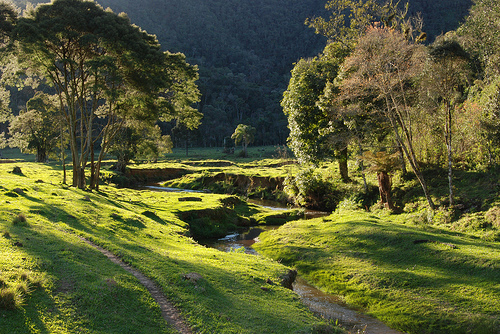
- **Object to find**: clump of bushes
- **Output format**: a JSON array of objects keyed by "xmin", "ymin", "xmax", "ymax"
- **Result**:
[
  {"xmin": 484, "ymin": 206, "xmax": 500, "ymax": 228},
  {"xmin": 284, "ymin": 167, "xmax": 342, "ymax": 211},
  {"xmin": 284, "ymin": 167, "xmax": 377, "ymax": 212},
  {"xmin": 12, "ymin": 166, "xmax": 22, "ymax": 175}
]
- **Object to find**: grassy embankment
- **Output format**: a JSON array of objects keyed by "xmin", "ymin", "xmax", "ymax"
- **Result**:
[
  {"xmin": 106, "ymin": 146, "xmax": 298, "ymax": 203},
  {"xmin": 254, "ymin": 210, "xmax": 500, "ymax": 334},
  {"xmin": 0, "ymin": 152, "xmax": 340, "ymax": 333},
  {"xmin": 151, "ymin": 147, "xmax": 500, "ymax": 333},
  {"xmin": 241, "ymin": 149, "xmax": 500, "ymax": 333}
]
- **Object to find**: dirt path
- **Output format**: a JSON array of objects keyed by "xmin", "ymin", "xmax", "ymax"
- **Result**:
[{"xmin": 78, "ymin": 237, "xmax": 192, "ymax": 334}]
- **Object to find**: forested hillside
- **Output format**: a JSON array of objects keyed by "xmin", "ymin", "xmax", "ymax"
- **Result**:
[{"xmin": 9, "ymin": 0, "xmax": 472, "ymax": 147}]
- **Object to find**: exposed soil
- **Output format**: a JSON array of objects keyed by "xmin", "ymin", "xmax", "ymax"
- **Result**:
[
  {"xmin": 125, "ymin": 168, "xmax": 191, "ymax": 183},
  {"xmin": 78, "ymin": 236, "xmax": 192, "ymax": 334}
]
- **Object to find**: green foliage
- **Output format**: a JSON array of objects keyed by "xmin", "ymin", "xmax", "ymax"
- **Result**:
[
  {"xmin": 13, "ymin": 0, "xmax": 200, "ymax": 189},
  {"xmin": 110, "ymin": 121, "xmax": 173, "ymax": 172},
  {"xmin": 231, "ymin": 124, "xmax": 256, "ymax": 157},
  {"xmin": 284, "ymin": 167, "xmax": 343, "ymax": 211},
  {"xmin": 8, "ymin": 92, "xmax": 61, "ymax": 162},
  {"xmin": 306, "ymin": 0, "xmax": 382, "ymax": 49},
  {"xmin": 281, "ymin": 49, "xmax": 346, "ymax": 165},
  {"xmin": 460, "ymin": 0, "xmax": 500, "ymax": 78},
  {"xmin": 5, "ymin": 0, "xmax": 473, "ymax": 148}
]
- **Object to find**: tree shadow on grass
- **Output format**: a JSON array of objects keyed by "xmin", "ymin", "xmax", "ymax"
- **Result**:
[
  {"xmin": 4, "ymin": 222, "xmax": 172, "ymax": 334},
  {"xmin": 311, "ymin": 219, "xmax": 500, "ymax": 332}
]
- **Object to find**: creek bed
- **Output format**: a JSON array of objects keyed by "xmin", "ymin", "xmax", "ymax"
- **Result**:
[
  {"xmin": 202, "ymin": 227, "xmax": 402, "ymax": 334},
  {"xmin": 144, "ymin": 185, "xmax": 401, "ymax": 333}
]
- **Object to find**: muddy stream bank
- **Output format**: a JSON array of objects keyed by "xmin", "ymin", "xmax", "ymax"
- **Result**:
[{"xmin": 145, "ymin": 186, "xmax": 402, "ymax": 334}]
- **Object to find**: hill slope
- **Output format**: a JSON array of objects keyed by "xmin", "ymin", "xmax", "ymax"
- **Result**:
[{"xmin": 10, "ymin": 0, "xmax": 472, "ymax": 147}]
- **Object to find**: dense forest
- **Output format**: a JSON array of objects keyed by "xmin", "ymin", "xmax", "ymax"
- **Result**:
[{"xmin": 6, "ymin": 0, "xmax": 472, "ymax": 148}]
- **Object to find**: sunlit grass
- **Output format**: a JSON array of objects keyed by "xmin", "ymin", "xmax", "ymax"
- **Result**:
[
  {"xmin": 254, "ymin": 210, "xmax": 500, "ymax": 334},
  {"xmin": 0, "ymin": 160, "xmax": 336, "ymax": 333}
]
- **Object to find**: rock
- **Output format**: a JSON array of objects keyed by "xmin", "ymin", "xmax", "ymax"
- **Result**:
[
  {"xmin": 182, "ymin": 272, "xmax": 203, "ymax": 283},
  {"xmin": 12, "ymin": 166, "xmax": 22, "ymax": 174},
  {"xmin": 280, "ymin": 269, "xmax": 297, "ymax": 290},
  {"xmin": 13, "ymin": 188, "xmax": 24, "ymax": 195}
]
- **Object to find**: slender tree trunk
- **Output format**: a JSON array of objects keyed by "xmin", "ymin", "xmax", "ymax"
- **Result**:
[
  {"xmin": 61, "ymin": 122, "xmax": 66, "ymax": 184},
  {"xmin": 90, "ymin": 145, "xmax": 95, "ymax": 189},
  {"xmin": 445, "ymin": 103, "xmax": 454, "ymax": 206},
  {"xmin": 357, "ymin": 141, "xmax": 368, "ymax": 192},
  {"xmin": 396, "ymin": 141, "xmax": 407, "ymax": 174},
  {"xmin": 338, "ymin": 146, "xmax": 350, "ymax": 182},
  {"xmin": 386, "ymin": 96, "xmax": 435, "ymax": 210}
]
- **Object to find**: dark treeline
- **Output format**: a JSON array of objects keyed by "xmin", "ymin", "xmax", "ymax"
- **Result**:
[{"xmin": 8, "ymin": 0, "xmax": 471, "ymax": 148}]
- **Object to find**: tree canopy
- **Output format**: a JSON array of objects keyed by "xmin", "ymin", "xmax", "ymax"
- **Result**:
[
  {"xmin": 12, "ymin": 0, "xmax": 200, "ymax": 189},
  {"xmin": 231, "ymin": 123, "xmax": 256, "ymax": 157}
]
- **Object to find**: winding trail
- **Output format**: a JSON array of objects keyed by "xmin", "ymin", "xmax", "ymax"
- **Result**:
[{"xmin": 78, "ymin": 236, "xmax": 192, "ymax": 334}]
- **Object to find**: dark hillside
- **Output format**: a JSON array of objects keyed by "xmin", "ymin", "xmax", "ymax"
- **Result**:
[
  {"xmin": 408, "ymin": 0, "xmax": 472, "ymax": 40},
  {"xmin": 10, "ymin": 0, "xmax": 472, "ymax": 147},
  {"xmin": 97, "ymin": 0, "xmax": 328, "ymax": 147}
]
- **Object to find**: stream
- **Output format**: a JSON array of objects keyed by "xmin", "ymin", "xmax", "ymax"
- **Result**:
[
  {"xmin": 146, "ymin": 186, "xmax": 402, "ymax": 334},
  {"xmin": 201, "ymin": 224, "xmax": 402, "ymax": 334}
]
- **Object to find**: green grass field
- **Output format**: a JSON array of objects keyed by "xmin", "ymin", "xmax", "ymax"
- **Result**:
[{"xmin": 2, "ymin": 146, "xmax": 500, "ymax": 333}]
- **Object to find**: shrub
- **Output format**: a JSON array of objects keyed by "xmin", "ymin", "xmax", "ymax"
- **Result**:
[
  {"xmin": 484, "ymin": 206, "xmax": 500, "ymax": 228},
  {"xmin": 12, "ymin": 166, "xmax": 22, "ymax": 174},
  {"xmin": 284, "ymin": 167, "xmax": 343, "ymax": 212}
]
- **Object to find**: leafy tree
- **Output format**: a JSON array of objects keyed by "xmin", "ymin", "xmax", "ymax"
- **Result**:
[
  {"xmin": 282, "ymin": 43, "xmax": 351, "ymax": 181},
  {"xmin": 110, "ymin": 121, "xmax": 172, "ymax": 172},
  {"xmin": 231, "ymin": 123, "xmax": 255, "ymax": 157},
  {"xmin": 9, "ymin": 92, "xmax": 60, "ymax": 162},
  {"xmin": 0, "ymin": 0, "xmax": 17, "ymax": 155},
  {"xmin": 458, "ymin": 0, "xmax": 500, "ymax": 167},
  {"xmin": 287, "ymin": 1, "xmax": 419, "ymax": 182},
  {"xmin": 339, "ymin": 26, "xmax": 436, "ymax": 209},
  {"xmin": 306, "ymin": 0, "xmax": 381, "ymax": 50},
  {"xmin": 306, "ymin": 0, "xmax": 423, "ymax": 50},
  {"xmin": 14, "ymin": 0, "xmax": 200, "ymax": 190},
  {"xmin": 0, "ymin": 1, "xmax": 16, "ymax": 48},
  {"xmin": 422, "ymin": 35, "xmax": 472, "ymax": 206},
  {"xmin": 459, "ymin": 0, "xmax": 500, "ymax": 79}
]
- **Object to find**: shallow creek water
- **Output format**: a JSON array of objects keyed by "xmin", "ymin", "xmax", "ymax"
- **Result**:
[{"xmin": 146, "ymin": 186, "xmax": 402, "ymax": 334}]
